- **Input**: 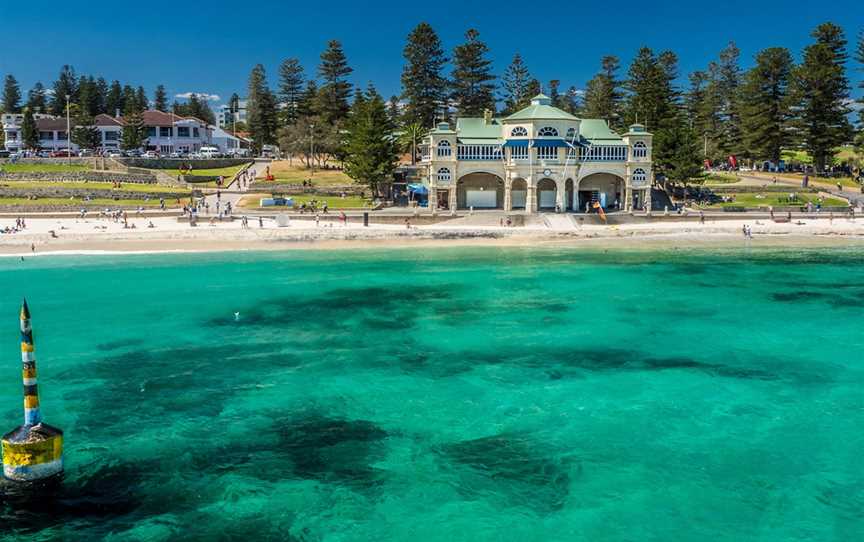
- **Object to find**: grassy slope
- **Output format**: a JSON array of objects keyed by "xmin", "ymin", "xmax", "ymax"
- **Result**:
[
  {"xmin": 0, "ymin": 181, "xmax": 189, "ymax": 194},
  {"xmin": 703, "ymin": 193, "xmax": 848, "ymax": 209},
  {"xmin": 0, "ymin": 163, "xmax": 92, "ymax": 173},
  {"xmin": 238, "ymin": 194, "xmax": 371, "ymax": 210},
  {"xmin": 259, "ymin": 161, "xmax": 354, "ymax": 186}
]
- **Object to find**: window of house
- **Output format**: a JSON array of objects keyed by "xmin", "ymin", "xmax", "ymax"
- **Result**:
[
  {"xmin": 160, "ymin": 127, "xmax": 172, "ymax": 137},
  {"xmin": 177, "ymin": 127, "xmax": 190, "ymax": 138},
  {"xmin": 437, "ymin": 140, "xmax": 452, "ymax": 157},
  {"xmin": 7, "ymin": 131, "xmax": 17, "ymax": 140},
  {"xmin": 147, "ymin": 127, "xmax": 157, "ymax": 137},
  {"xmin": 633, "ymin": 168, "xmax": 647, "ymax": 182},
  {"xmin": 510, "ymin": 126, "xmax": 527, "ymax": 137},
  {"xmin": 537, "ymin": 126, "xmax": 558, "ymax": 137},
  {"xmin": 437, "ymin": 168, "xmax": 451, "ymax": 183},
  {"xmin": 566, "ymin": 127, "xmax": 577, "ymax": 140},
  {"xmin": 104, "ymin": 131, "xmax": 119, "ymax": 141},
  {"xmin": 56, "ymin": 131, "xmax": 67, "ymax": 141},
  {"xmin": 39, "ymin": 131, "xmax": 53, "ymax": 140},
  {"xmin": 193, "ymin": 127, "xmax": 200, "ymax": 138},
  {"xmin": 633, "ymin": 141, "xmax": 647, "ymax": 158},
  {"xmin": 537, "ymin": 146, "xmax": 558, "ymax": 160},
  {"xmin": 511, "ymin": 146, "xmax": 528, "ymax": 160}
]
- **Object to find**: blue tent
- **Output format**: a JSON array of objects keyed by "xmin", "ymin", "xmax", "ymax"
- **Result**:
[{"xmin": 407, "ymin": 183, "xmax": 429, "ymax": 195}]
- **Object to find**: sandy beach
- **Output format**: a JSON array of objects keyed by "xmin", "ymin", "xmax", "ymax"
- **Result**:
[{"xmin": 2, "ymin": 213, "xmax": 864, "ymax": 255}]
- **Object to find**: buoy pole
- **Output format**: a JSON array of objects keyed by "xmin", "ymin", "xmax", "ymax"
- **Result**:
[{"xmin": 2, "ymin": 300, "xmax": 64, "ymax": 481}]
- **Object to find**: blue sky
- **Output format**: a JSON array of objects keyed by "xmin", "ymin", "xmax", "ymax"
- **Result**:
[{"xmin": 1, "ymin": 0, "xmax": 862, "ymax": 108}]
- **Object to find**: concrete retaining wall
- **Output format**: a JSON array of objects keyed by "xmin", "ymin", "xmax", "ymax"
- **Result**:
[{"xmin": 0, "ymin": 171, "xmax": 156, "ymax": 184}]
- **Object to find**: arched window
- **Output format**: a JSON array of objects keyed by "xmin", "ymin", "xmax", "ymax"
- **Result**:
[
  {"xmin": 537, "ymin": 126, "xmax": 559, "ymax": 137},
  {"xmin": 633, "ymin": 141, "xmax": 647, "ymax": 159},
  {"xmin": 510, "ymin": 126, "xmax": 528, "ymax": 137},
  {"xmin": 437, "ymin": 140, "xmax": 452, "ymax": 157},
  {"xmin": 437, "ymin": 168, "xmax": 451, "ymax": 183},
  {"xmin": 633, "ymin": 168, "xmax": 647, "ymax": 183},
  {"xmin": 565, "ymin": 127, "xmax": 577, "ymax": 140}
]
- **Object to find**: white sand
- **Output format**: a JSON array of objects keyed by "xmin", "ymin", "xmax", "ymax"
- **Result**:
[{"xmin": 1, "ymin": 214, "xmax": 864, "ymax": 255}]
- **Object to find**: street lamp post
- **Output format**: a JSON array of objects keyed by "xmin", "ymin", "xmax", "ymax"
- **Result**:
[
  {"xmin": 309, "ymin": 124, "xmax": 315, "ymax": 179},
  {"xmin": 65, "ymin": 94, "xmax": 71, "ymax": 166}
]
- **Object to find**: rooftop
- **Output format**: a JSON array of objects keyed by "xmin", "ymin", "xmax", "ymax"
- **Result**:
[{"xmin": 504, "ymin": 94, "xmax": 579, "ymax": 122}]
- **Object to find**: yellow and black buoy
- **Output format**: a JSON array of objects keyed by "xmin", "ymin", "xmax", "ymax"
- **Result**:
[{"xmin": 1, "ymin": 300, "xmax": 63, "ymax": 481}]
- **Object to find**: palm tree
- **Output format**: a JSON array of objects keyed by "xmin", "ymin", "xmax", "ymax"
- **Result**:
[{"xmin": 399, "ymin": 122, "xmax": 428, "ymax": 165}]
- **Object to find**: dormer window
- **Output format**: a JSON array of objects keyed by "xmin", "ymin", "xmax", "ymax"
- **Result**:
[
  {"xmin": 633, "ymin": 141, "xmax": 647, "ymax": 159},
  {"xmin": 537, "ymin": 126, "xmax": 558, "ymax": 137},
  {"xmin": 510, "ymin": 126, "xmax": 528, "ymax": 137},
  {"xmin": 437, "ymin": 140, "xmax": 452, "ymax": 157}
]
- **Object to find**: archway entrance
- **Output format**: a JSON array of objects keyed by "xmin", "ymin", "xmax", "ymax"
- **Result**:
[
  {"xmin": 564, "ymin": 179, "xmax": 574, "ymax": 211},
  {"xmin": 511, "ymin": 178, "xmax": 527, "ymax": 210},
  {"xmin": 577, "ymin": 173, "xmax": 624, "ymax": 213},
  {"xmin": 537, "ymin": 178, "xmax": 557, "ymax": 211},
  {"xmin": 457, "ymin": 173, "xmax": 504, "ymax": 210}
]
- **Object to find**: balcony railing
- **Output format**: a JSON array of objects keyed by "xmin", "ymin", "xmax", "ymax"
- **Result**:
[
  {"xmin": 457, "ymin": 144, "xmax": 502, "ymax": 161},
  {"xmin": 581, "ymin": 145, "xmax": 628, "ymax": 162}
]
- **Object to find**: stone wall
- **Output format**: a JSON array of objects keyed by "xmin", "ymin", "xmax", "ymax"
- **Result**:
[
  {"xmin": 118, "ymin": 158, "xmax": 250, "ymax": 170},
  {"xmin": 0, "ymin": 171, "xmax": 157, "ymax": 184},
  {"xmin": 0, "ymin": 186, "xmax": 187, "ymax": 200}
]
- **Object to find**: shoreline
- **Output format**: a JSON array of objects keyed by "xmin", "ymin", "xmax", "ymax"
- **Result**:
[{"xmin": 2, "ymin": 216, "xmax": 864, "ymax": 256}]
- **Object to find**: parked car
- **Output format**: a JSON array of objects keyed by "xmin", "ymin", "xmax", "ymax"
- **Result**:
[
  {"xmin": 142, "ymin": 151, "xmax": 158, "ymax": 158},
  {"xmin": 199, "ymin": 146, "xmax": 221, "ymax": 158},
  {"xmin": 50, "ymin": 149, "xmax": 75, "ymax": 158},
  {"xmin": 107, "ymin": 150, "xmax": 123, "ymax": 158},
  {"xmin": 37, "ymin": 150, "xmax": 53, "ymax": 158},
  {"xmin": 78, "ymin": 149, "xmax": 94, "ymax": 157}
]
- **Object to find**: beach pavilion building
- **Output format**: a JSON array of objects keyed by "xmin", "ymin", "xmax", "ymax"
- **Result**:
[{"xmin": 420, "ymin": 94, "xmax": 653, "ymax": 213}]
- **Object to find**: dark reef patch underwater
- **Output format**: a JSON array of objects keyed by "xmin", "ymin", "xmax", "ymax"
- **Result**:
[{"xmin": 0, "ymin": 247, "xmax": 862, "ymax": 540}]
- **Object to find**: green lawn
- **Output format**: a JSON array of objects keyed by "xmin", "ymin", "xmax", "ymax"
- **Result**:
[
  {"xmin": 704, "ymin": 173, "xmax": 740, "ymax": 184},
  {"xmin": 238, "ymin": 194, "xmax": 372, "ymax": 210},
  {"xmin": 703, "ymin": 193, "xmax": 848, "ymax": 209},
  {"xmin": 174, "ymin": 164, "xmax": 248, "ymax": 178},
  {"xmin": 0, "ymin": 181, "xmax": 189, "ymax": 194},
  {"xmin": 0, "ymin": 197, "xmax": 176, "ymax": 208},
  {"xmin": 748, "ymin": 172, "xmax": 860, "ymax": 188},
  {"xmin": 0, "ymin": 163, "xmax": 92, "ymax": 173},
  {"xmin": 261, "ymin": 162, "xmax": 355, "ymax": 187}
]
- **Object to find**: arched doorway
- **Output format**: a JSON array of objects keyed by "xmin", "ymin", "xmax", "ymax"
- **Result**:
[
  {"xmin": 564, "ymin": 179, "xmax": 574, "ymax": 211},
  {"xmin": 537, "ymin": 178, "xmax": 557, "ymax": 211},
  {"xmin": 457, "ymin": 173, "xmax": 505, "ymax": 210},
  {"xmin": 511, "ymin": 178, "xmax": 527, "ymax": 210},
  {"xmin": 577, "ymin": 173, "xmax": 624, "ymax": 213}
]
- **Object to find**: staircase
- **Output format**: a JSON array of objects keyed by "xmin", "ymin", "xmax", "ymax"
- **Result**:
[{"xmin": 651, "ymin": 187, "xmax": 676, "ymax": 212}]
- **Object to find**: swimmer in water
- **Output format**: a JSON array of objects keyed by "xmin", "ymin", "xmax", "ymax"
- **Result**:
[{"xmin": 234, "ymin": 312, "xmax": 240, "ymax": 321}]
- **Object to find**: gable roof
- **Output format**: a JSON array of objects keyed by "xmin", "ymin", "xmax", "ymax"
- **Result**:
[
  {"xmin": 579, "ymin": 119, "xmax": 624, "ymax": 143},
  {"xmin": 94, "ymin": 114, "xmax": 124, "ymax": 127},
  {"xmin": 455, "ymin": 117, "xmax": 503, "ymax": 141},
  {"xmin": 504, "ymin": 94, "xmax": 579, "ymax": 122}
]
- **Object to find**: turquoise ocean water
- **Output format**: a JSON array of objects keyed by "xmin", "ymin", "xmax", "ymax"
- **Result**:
[{"xmin": 0, "ymin": 247, "xmax": 862, "ymax": 541}]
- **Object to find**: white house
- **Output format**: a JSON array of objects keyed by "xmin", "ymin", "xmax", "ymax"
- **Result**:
[
  {"xmin": 211, "ymin": 126, "xmax": 250, "ymax": 154},
  {"xmin": 2, "ymin": 110, "xmax": 214, "ymax": 153},
  {"xmin": 421, "ymin": 94, "xmax": 653, "ymax": 213}
]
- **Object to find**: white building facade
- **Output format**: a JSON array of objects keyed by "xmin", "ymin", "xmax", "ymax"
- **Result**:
[
  {"xmin": 421, "ymin": 94, "xmax": 653, "ymax": 213},
  {"xmin": 218, "ymin": 100, "xmax": 247, "ymax": 129},
  {"xmin": 2, "ymin": 110, "xmax": 214, "ymax": 154}
]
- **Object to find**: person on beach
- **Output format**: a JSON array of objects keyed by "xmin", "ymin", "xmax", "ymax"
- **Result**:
[
  {"xmin": 340, "ymin": 211, "xmax": 347, "ymax": 227},
  {"xmin": 259, "ymin": 216, "xmax": 264, "ymax": 228},
  {"xmin": 315, "ymin": 214, "xmax": 320, "ymax": 227},
  {"xmin": 699, "ymin": 210, "xmax": 705, "ymax": 224}
]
